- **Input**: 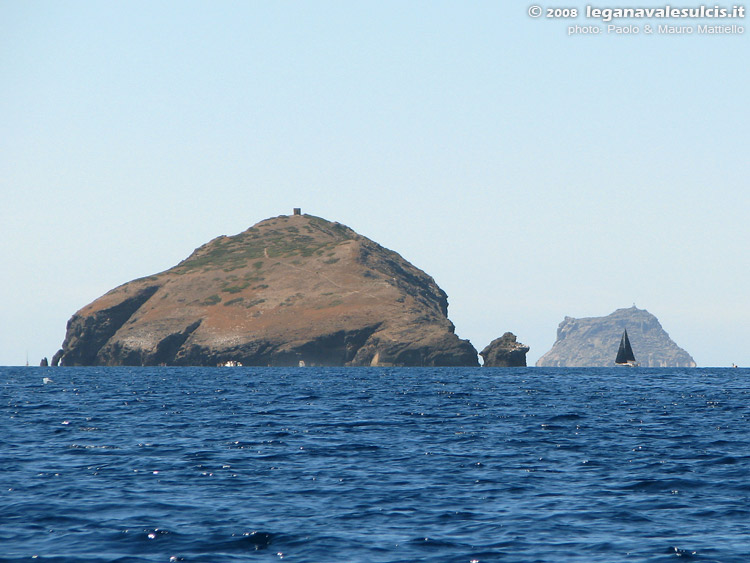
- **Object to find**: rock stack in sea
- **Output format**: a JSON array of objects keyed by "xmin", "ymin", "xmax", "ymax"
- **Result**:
[
  {"xmin": 536, "ymin": 306, "xmax": 696, "ymax": 367},
  {"xmin": 480, "ymin": 332, "xmax": 529, "ymax": 367},
  {"xmin": 55, "ymin": 212, "xmax": 478, "ymax": 367}
]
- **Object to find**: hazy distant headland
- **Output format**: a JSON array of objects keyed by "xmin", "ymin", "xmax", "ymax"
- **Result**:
[{"xmin": 536, "ymin": 306, "xmax": 696, "ymax": 367}]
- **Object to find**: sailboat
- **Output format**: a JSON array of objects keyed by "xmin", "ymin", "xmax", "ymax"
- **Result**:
[{"xmin": 615, "ymin": 329, "xmax": 638, "ymax": 367}]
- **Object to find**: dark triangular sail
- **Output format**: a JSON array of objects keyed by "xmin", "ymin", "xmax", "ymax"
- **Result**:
[{"xmin": 615, "ymin": 329, "xmax": 636, "ymax": 364}]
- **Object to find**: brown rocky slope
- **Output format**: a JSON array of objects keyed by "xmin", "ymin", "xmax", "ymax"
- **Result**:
[{"xmin": 56, "ymin": 213, "xmax": 478, "ymax": 367}]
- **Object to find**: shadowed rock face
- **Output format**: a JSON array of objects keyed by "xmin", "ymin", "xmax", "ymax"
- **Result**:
[
  {"xmin": 536, "ymin": 306, "xmax": 696, "ymax": 367},
  {"xmin": 56, "ymin": 213, "xmax": 478, "ymax": 367},
  {"xmin": 480, "ymin": 332, "xmax": 529, "ymax": 367}
]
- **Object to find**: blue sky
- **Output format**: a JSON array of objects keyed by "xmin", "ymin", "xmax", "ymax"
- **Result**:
[{"xmin": 1, "ymin": 1, "xmax": 747, "ymax": 366}]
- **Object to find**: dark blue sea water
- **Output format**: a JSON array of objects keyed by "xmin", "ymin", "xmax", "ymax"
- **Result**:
[{"xmin": 2, "ymin": 367, "xmax": 750, "ymax": 562}]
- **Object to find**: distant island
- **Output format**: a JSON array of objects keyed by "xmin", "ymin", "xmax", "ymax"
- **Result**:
[
  {"xmin": 54, "ymin": 211, "xmax": 482, "ymax": 367},
  {"xmin": 536, "ymin": 306, "xmax": 696, "ymax": 367}
]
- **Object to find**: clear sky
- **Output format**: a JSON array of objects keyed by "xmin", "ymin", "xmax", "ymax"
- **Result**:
[{"xmin": 2, "ymin": 1, "xmax": 747, "ymax": 367}]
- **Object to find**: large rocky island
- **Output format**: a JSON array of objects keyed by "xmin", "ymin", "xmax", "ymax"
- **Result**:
[
  {"xmin": 536, "ymin": 306, "xmax": 696, "ymax": 367},
  {"xmin": 55, "ymin": 212, "xmax": 478, "ymax": 367}
]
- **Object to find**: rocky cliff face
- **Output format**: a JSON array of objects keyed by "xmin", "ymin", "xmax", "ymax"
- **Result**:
[
  {"xmin": 480, "ymin": 333, "xmax": 529, "ymax": 367},
  {"xmin": 56, "ymin": 213, "xmax": 478, "ymax": 367},
  {"xmin": 536, "ymin": 307, "xmax": 696, "ymax": 367}
]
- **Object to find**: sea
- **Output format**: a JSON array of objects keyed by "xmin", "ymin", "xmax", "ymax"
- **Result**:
[{"xmin": 2, "ymin": 366, "xmax": 749, "ymax": 563}]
